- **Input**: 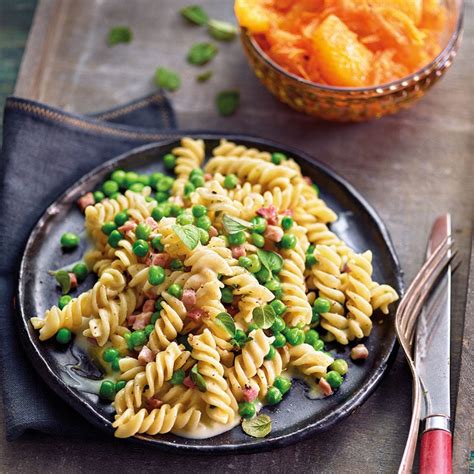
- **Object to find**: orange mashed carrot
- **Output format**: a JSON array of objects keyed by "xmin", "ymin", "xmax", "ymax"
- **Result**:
[{"xmin": 235, "ymin": 0, "xmax": 447, "ymax": 87}]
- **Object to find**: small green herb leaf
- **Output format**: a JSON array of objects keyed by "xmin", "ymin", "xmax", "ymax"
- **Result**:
[
  {"xmin": 222, "ymin": 214, "xmax": 253, "ymax": 235},
  {"xmin": 155, "ymin": 67, "xmax": 181, "ymax": 92},
  {"xmin": 216, "ymin": 90, "xmax": 240, "ymax": 116},
  {"xmin": 257, "ymin": 249, "xmax": 283, "ymax": 273},
  {"xmin": 197, "ymin": 70, "xmax": 213, "ymax": 82},
  {"xmin": 208, "ymin": 19, "xmax": 238, "ymax": 41},
  {"xmin": 187, "ymin": 42, "xmax": 218, "ymax": 65},
  {"xmin": 252, "ymin": 305, "xmax": 276, "ymax": 329},
  {"xmin": 180, "ymin": 5, "xmax": 209, "ymax": 25},
  {"xmin": 54, "ymin": 270, "xmax": 72, "ymax": 295},
  {"xmin": 107, "ymin": 26, "xmax": 133, "ymax": 46},
  {"xmin": 172, "ymin": 224, "xmax": 200, "ymax": 250},
  {"xmin": 242, "ymin": 414, "xmax": 272, "ymax": 438},
  {"xmin": 215, "ymin": 312, "xmax": 236, "ymax": 337},
  {"xmin": 190, "ymin": 365, "xmax": 207, "ymax": 392}
]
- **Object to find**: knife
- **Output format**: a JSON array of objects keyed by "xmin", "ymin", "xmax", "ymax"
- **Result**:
[{"xmin": 415, "ymin": 214, "xmax": 452, "ymax": 474}]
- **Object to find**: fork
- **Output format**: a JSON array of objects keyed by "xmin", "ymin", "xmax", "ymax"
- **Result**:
[{"xmin": 395, "ymin": 236, "xmax": 456, "ymax": 474}]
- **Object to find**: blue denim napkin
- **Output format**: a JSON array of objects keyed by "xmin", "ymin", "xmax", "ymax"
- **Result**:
[{"xmin": 0, "ymin": 93, "xmax": 177, "ymax": 440}]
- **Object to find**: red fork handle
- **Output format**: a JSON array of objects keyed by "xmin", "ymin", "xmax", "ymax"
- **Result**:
[{"xmin": 419, "ymin": 429, "xmax": 452, "ymax": 474}]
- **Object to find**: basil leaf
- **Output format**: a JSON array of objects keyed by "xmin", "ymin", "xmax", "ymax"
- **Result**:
[
  {"xmin": 187, "ymin": 42, "xmax": 218, "ymax": 66},
  {"xmin": 172, "ymin": 224, "xmax": 200, "ymax": 250},
  {"xmin": 190, "ymin": 365, "xmax": 207, "ymax": 392},
  {"xmin": 222, "ymin": 214, "xmax": 252, "ymax": 235},
  {"xmin": 242, "ymin": 414, "xmax": 272, "ymax": 438},
  {"xmin": 216, "ymin": 90, "xmax": 240, "ymax": 117},
  {"xmin": 180, "ymin": 5, "xmax": 209, "ymax": 25},
  {"xmin": 155, "ymin": 67, "xmax": 181, "ymax": 92},
  {"xmin": 252, "ymin": 305, "xmax": 276, "ymax": 329},
  {"xmin": 54, "ymin": 270, "xmax": 71, "ymax": 295},
  {"xmin": 107, "ymin": 26, "xmax": 133, "ymax": 46},
  {"xmin": 257, "ymin": 249, "xmax": 283, "ymax": 273},
  {"xmin": 207, "ymin": 19, "xmax": 238, "ymax": 41},
  {"xmin": 196, "ymin": 70, "xmax": 213, "ymax": 82},
  {"xmin": 215, "ymin": 312, "xmax": 236, "ymax": 337}
]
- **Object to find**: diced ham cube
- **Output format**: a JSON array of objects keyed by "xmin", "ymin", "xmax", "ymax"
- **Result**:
[
  {"xmin": 204, "ymin": 173, "xmax": 213, "ymax": 181},
  {"xmin": 182, "ymin": 289, "xmax": 196, "ymax": 309},
  {"xmin": 145, "ymin": 217, "xmax": 159, "ymax": 230},
  {"xmin": 183, "ymin": 376, "xmax": 196, "ymax": 389},
  {"xmin": 132, "ymin": 311, "xmax": 152, "ymax": 330},
  {"xmin": 351, "ymin": 344, "xmax": 369, "ymax": 360},
  {"xmin": 146, "ymin": 253, "xmax": 171, "ymax": 268},
  {"xmin": 187, "ymin": 308, "xmax": 204, "ymax": 321},
  {"xmin": 303, "ymin": 177, "xmax": 312, "ymax": 186},
  {"xmin": 232, "ymin": 245, "xmax": 246, "ymax": 258},
  {"xmin": 242, "ymin": 386, "xmax": 258, "ymax": 402},
  {"xmin": 208, "ymin": 226, "xmax": 218, "ymax": 237},
  {"xmin": 138, "ymin": 345, "xmax": 154, "ymax": 365},
  {"xmin": 68, "ymin": 273, "xmax": 78, "ymax": 290},
  {"xmin": 146, "ymin": 397, "xmax": 163, "ymax": 410},
  {"xmin": 118, "ymin": 220, "xmax": 137, "ymax": 233},
  {"xmin": 257, "ymin": 205, "xmax": 278, "ymax": 225},
  {"xmin": 264, "ymin": 225, "xmax": 284, "ymax": 243},
  {"xmin": 142, "ymin": 299, "xmax": 156, "ymax": 313},
  {"xmin": 127, "ymin": 313, "xmax": 137, "ymax": 326},
  {"xmin": 77, "ymin": 192, "xmax": 95, "ymax": 212},
  {"xmin": 319, "ymin": 377, "xmax": 333, "ymax": 397},
  {"xmin": 226, "ymin": 305, "xmax": 239, "ymax": 317}
]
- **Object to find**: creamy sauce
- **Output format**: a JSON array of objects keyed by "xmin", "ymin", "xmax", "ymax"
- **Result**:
[
  {"xmin": 173, "ymin": 416, "xmax": 241, "ymax": 440},
  {"xmin": 283, "ymin": 367, "xmax": 325, "ymax": 400}
]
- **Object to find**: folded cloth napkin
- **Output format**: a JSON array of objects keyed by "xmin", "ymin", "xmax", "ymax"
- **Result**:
[{"xmin": 0, "ymin": 93, "xmax": 178, "ymax": 440}]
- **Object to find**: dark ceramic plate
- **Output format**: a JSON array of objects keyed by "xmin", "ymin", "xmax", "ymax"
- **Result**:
[{"xmin": 17, "ymin": 134, "xmax": 403, "ymax": 453}]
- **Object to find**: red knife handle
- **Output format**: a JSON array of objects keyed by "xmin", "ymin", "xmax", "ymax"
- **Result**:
[{"xmin": 420, "ymin": 429, "xmax": 452, "ymax": 474}]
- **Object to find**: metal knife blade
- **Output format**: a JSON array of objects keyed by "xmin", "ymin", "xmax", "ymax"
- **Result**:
[{"xmin": 415, "ymin": 214, "xmax": 452, "ymax": 421}]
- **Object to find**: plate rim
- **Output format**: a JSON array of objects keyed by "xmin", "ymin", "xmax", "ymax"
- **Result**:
[{"xmin": 16, "ymin": 132, "xmax": 404, "ymax": 453}]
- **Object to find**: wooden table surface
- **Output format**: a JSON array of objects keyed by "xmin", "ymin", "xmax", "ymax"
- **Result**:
[{"xmin": 1, "ymin": 0, "xmax": 473, "ymax": 472}]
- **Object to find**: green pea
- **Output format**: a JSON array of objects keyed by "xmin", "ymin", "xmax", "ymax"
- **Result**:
[
  {"xmin": 311, "ymin": 308, "xmax": 320, "ymax": 326},
  {"xmin": 155, "ymin": 298, "xmax": 163, "ymax": 311},
  {"xmin": 170, "ymin": 369, "xmax": 185, "ymax": 385},
  {"xmin": 271, "ymin": 152, "xmax": 287, "ymax": 165},
  {"xmin": 239, "ymin": 256, "xmax": 252, "ymax": 269},
  {"xmin": 93, "ymin": 190, "xmax": 105, "ymax": 202},
  {"xmin": 151, "ymin": 311, "xmax": 161, "ymax": 324},
  {"xmin": 151, "ymin": 207, "xmax": 164, "ymax": 222},
  {"xmin": 266, "ymin": 386, "xmax": 283, "ymax": 405},
  {"xmin": 192, "ymin": 205, "xmax": 207, "ymax": 218},
  {"xmin": 251, "ymin": 216, "xmax": 267, "ymax": 234},
  {"xmin": 223, "ymin": 174, "xmax": 238, "ymax": 189},
  {"xmin": 176, "ymin": 213, "xmax": 194, "ymax": 225},
  {"xmin": 196, "ymin": 215, "xmax": 212, "ymax": 231},
  {"xmin": 184, "ymin": 182, "xmax": 195, "ymax": 196},
  {"xmin": 150, "ymin": 172, "xmax": 164, "ymax": 189},
  {"xmin": 286, "ymin": 328, "xmax": 305, "ymax": 346},
  {"xmin": 60, "ymin": 232, "xmax": 79, "ymax": 249},
  {"xmin": 255, "ymin": 267, "xmax": 272, "ymax": 284},
  {"xmin": 151, "ymin": 235, "xmax": 164, "ymax": 252},
  {"xmin": 280, "ymin": 234, "xmax": 297, "ymax": 249},
  {"xmin": 136, "ymin": 223, "xmax": 152, "ymax": 241},
  {"xmin": 270, "ymin": 300, "xmax": 287, "ymax": 317},
  {"xmin": 273, "ymin": 376, "xmax": 292, "ymax": 395},
  {"xmin": 170, "ymin": 258, "xmax": 183, "ymax": 270},
  {"xmin": 271, "ymin": 317, "xmax": 286, "ymax": 334},
  {"xmin": 313, "ymin": 297, "xmax": 331, "ymax": 314},
  {"xmin": 157, "ymin": 176, "xmax": 174, "ymax": 192},
  {"xmin": 312, "ymin": 184, "xmax": 319, "ymax": 195},
  {"xmin": 114, "ymin": 211, "xmax": 128, "ymax": 227},
  {"xmin": 304, "ymin": 329, "xmax": 320, "ymax": 346},
  {"xmin": 163, "ymin": 153, "xmax": 176, "ymax": 170},
  {"xmin": 296, "ymin": 322, "xmax": 306, "ymax": 330},
  {"xmin": 228, "ymin": 231, "xmax": 246, "ymax": 246},
  {"xmin": 190, "ymin": 168, "xmax": 204, "ymax": 179},
  {"xmin": 325, "ymin": 370, "xmax": 343, "ymax": 389},
  {"xmin": 265, "ymin": 279, "xmax": 282, "ymax": 299},
  {"xmin": 107, "ymin": 230, "xmax": 123, "ymax": 248},
  {"xmin": 170, "ymin": 203, "xmax": 183, "ymax": 217},
  {"xmin": 111, "ymin": 357, "xmax": 121, "ymax": 371},
  {"xmin": 102, "ymin": 347, "xmax": 119, "ymax": 363},
  {"xmin": 72, "ymin": 262, "xmax": 88, "ymax": 282},
  {"xmin": 198, "ymin": 228, "xmax": 209, "ymax": 244},
  {"xmin": 155, "ymin": 191, "xmax": 169, "ymax": 203},
  {"xmin": 238, "ymin": 402, "xmax": 256, "ymax": 419},
  {"xmin": 129, "ymin": 182, "xmax": 144, "ymax": 193},
  {"xmin": 307, "ymin": 244, "xmax": 315, "ymax": 254},
  {"xmin": 99, "ymin": 380, "xmax": 116, "ymax": 401},
  {"xmin": 56, "ymin": 328, "xmax": 72, "ymax": 344},
  {"xmin": 111, "ymin": 169, "xmax": 126, "ymax": 185},
  {"xmin": 148, "ymin": 265, "xmax": 165, "ymax": 285},
  {"xmin": 313, "ymin": 339, "xmax": 325, "ymax": 351},
  {"xmin": 58, "ymin": 295, "xmax": 72, "ymax": 310},
  {"xmin": 305, "ymin": 254, "xmax": 317, "ymax": 268},
  {"xmin": 168, "ymin": 283, "xmax": 183, "ymax": 299},
  {"xmin": 221, "ymin": 287, "xmax": 234, "ymax": 304},
  {"xmin": 145, "ymin": 324, "xmax": 154, "ymax": 337},
  {"xmin": 115, "ymin": 380, "xmax": 126, "ymax": 392},
  {"xmin": 246, "ymin": 323, "xmax": 258, "ymax": 334},
  {"xmin": 265, "ymin": 345, "xmax": 276, "ymax": 360},
  {"xmin": 234, "ymin": 329, "xmax": 247, "ymax": 345},
  {"xmin": 102, "ymin": 180, "xmax": 119, "ymax": 196},
  {"xmin": 145, "ymin": 196, "xmax": 156, "ymax": 203},
  {"xmin": 273, "ymin": 332, "xmax": 287, "ymax": 348},
  {"xmin": 330, "ymin": 359, "xmax": 348, "ymax": 376},
  {"xmin": 111, "ymin": 192, "xmax": 122, "ymax": 201},
  {"xmin": 124, "ymin": 171, "xmax": 139, "ymax": 188},
  {"xmin": 130, "ymin": 330, "xmax": 147, "ymax": 348},
  {"xmin": 132, "ymin": 239, "xmax": 149, "ymax": 257},
  {"xmin": 251, "ymin": 233, "xmax": 265, "ymax": 248},
  {"xmin": 137, "ymin": 174, "xmax": 150, "ymax": 186},
  {"xmin": 281, "ymin": 216, "xmax": 293, "ymax": 230},
  {"xmin": 190, "ymin": 175, "xmax": 205, "ymax": 188}
]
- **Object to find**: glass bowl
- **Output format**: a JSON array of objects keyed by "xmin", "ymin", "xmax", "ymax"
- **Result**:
[{"xmin": 239, "ymin": 0, "xmax": 464, "ymax": 122}]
